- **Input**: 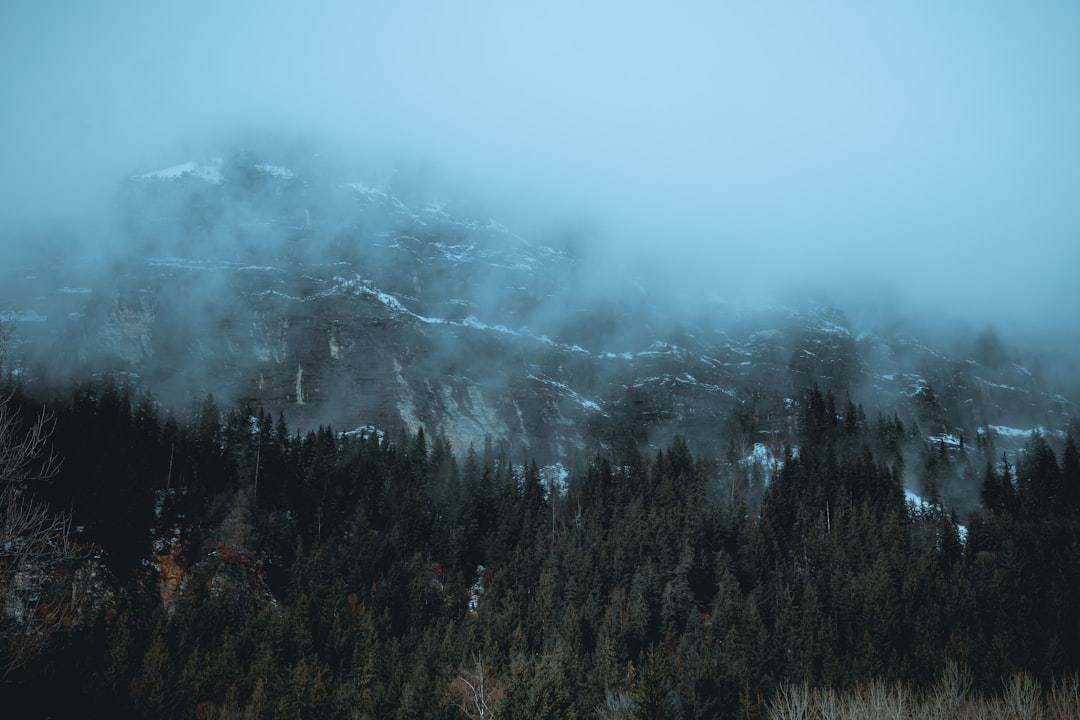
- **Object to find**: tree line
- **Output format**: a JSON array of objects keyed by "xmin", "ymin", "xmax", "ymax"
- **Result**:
[{"xmin": 1, "ymin": 379, "xmax": 1078, "ymax": 718}]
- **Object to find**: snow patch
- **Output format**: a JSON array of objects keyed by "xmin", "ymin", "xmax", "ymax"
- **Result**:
[
  {"xmin": 904, "ymin": 489, "xmax": 968, "ymax": 543},
  {"xmin": 986, "ymin": 425, "xmax": 1063, "ymax": 439},
  {"xmin": 541, "ymin": 463, "xmax": 570, "ymax": 499},
  {"xmin": 743, "ymin": 443, "xmax": 773, "ymax": 466},
  {"xmin": 814, "ymin": 319, "xmax": 852, "ymax": 337},
  {"xmin": 740, "ymin": 442, "xmax": 786, "ymax": 485},
  {"xmin": 345, "ymin": 182, "xmax": 388, "ymax": 199},
  {"xmin": 432, "ymin": 241, "xmax": 475, "ymax": 263},
  {"xmin": 147, "ymin": 257, "xmax": 216, "ymax": 271},
  {"xmin": 977, "ymin": 379, "xmax": 1025, "ymax": 392},
  {"xmin": 528, "ymin": 374, "xmax": 606, "ymax": 415},
  {"xmin": 342, "ymin": 425, "xmax": 386, "ymax": 444},
  {"xmin": 140, "ymin": 158, "xmax": 223, "ymax": 184},
  {"xmin": 254, "ymin": 163, "xmax": 294, "ymax": 178},
  {"xmin": 904, "ymin": 488, "xmax": 931, "ymax": 510},
  {"xmin": 636, "ymin": 341, "xmax": 683, "ymax": 358},
  {"xmin": 254, "ymin": 289, "xmax": 301, "ymax": 302},
  {"xmin": 468, "ymin": 565, "xmax": 486, "ymax": 614},
  {"xmin": 324, "ymin": 276, "xmax": 422, "ymax": 318}
]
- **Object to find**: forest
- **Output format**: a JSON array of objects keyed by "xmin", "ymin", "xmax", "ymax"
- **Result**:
[{"xmin": 1, "ymin": 378, "xmax": 1079, "ymax": 718}]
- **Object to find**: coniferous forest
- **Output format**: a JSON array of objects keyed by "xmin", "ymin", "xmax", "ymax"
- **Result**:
[
  {"xmin": 6, "ymin": 0, "xmax": 1080, "ymax": 716},
  {"xmin": 2, "ymin": 380, "xmax": 1079, "ymax": 718}
]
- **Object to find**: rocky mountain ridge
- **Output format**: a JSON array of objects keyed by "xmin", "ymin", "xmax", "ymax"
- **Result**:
[{"xmin": 2, "ymin": 153, "xmax": 1076, "ymax": 476}]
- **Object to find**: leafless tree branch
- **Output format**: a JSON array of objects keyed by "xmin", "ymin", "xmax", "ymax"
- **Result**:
[
  {"xmin": 0, "ymin": 389, "xmax": 82, "ymax": 678},
  {"xmin": 449, "ymin": 653, "xmax": 501, "ymax": 720}
]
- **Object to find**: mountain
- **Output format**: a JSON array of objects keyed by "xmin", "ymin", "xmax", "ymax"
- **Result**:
[
  {"xmin": 2, "ymin": 151, "xmax": 1076, "ymax": 508},
  {"xmin": 4, "ymin": 150, "xmax": 1080, "ymax": 720}
]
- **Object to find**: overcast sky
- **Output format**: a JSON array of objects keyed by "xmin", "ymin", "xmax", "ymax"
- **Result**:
[{"xmin": 2, "ymin": 1, "xmax": 1079, "ymax": 346}]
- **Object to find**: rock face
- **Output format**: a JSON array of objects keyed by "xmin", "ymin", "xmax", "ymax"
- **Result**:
[{"xmin": 2, "ymin": 153, "xmax": 1076, "ymax": 466}]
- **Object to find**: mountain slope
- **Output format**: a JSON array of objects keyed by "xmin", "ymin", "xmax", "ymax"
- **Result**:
[{"xmin": 1, "ymin": 152, "xmax": 1076, "ymax": 492}]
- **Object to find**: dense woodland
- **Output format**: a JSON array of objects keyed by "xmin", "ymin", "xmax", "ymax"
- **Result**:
[{"xmin": 1, "ymin": 379, "xmax": 1079, "ymax": 718}]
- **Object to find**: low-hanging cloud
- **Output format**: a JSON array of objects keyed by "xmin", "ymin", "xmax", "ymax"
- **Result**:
[{"xmin": 2, "ymin": 0, "xmax": 1079, "ymax": 358}]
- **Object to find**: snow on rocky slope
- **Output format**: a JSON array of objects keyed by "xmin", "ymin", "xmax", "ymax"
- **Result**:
[{"xmin": 1, "ymin": 153, "xmax": 1076, "ymax": 471}]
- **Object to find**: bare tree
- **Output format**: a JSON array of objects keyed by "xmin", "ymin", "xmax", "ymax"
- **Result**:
[
  {"xmin": 0, "ymin": 389, "xmax": 82, "ymax": 677},
  {"xmin": 448, "ymin": 654, "xmax": 501, "ymax": 720},
  {"xmin": 1000, "ymin": 672, "xmax": 1044, "ymax": 720},
  {"xmin": 766, "ymin": 670, "xmax": 1080, "ymax": 720},
  {"xmin": 766, "ymin": 682, "xmax": 813, "ymax": 720},
  {"xmin": 0, "ymin": 319, "xmax": 11, "ymax": 374},
  {"xmin": 595, "ymin": 689, "xmax": 639, "ymax": 720},
  {"xmin": 814, "ymin": 687, "xmax": 844, "ymax": 720},
  {"xmin": 919, "ymin": 661, "xmax": 971, "ymax": 719},
  {"xmin": 1050, "ymin": 675, "xmax": 1080, "ymax": 720},
  {"xmin": 829, "ymin": 680, "xmax": 909, "ymax": 720}
]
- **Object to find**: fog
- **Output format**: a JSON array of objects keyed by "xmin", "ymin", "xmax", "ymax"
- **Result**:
[{"xmin": 3, "ymin": 0, "xmax": 1079, "ymax": 357}]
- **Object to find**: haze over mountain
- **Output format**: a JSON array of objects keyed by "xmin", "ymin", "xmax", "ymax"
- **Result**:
[
  {"xmin": 2, "ymin": 2, "xmax": 1079, "ymax": 500},
  {"xmin": 0, "ymin": 147, "xmax": 1075, "ymax": 527},
  {"xmin": 5, "ymin": 7, "xmax": 1080, "ymax": 715},
  {"xmin": 2, "ymin": 0, "xmax": 1079, "ymax": 356}
]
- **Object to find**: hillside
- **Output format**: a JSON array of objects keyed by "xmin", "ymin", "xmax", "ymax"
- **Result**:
[
  {"xmin": 3, "ymin": 152, "xmax": 1075, "ymax": 500},
  {"xmin": 2, "ymin": 152, "xmax": 1079, "ymax": 718}
]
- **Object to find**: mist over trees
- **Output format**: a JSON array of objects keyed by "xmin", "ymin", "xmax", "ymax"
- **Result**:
[
  {"xmin": 3, "ymin": 3, "xmax": 1080, "ymax": 715},
  {"xmin": 0, "ymin": 142, "xmax": 1076, "ymax": 718}
]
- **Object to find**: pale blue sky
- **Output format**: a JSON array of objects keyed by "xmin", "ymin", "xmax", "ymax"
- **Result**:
[{"xmin": 2, "ymin": 0, "xmax": 1078, "ymax": 343}]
